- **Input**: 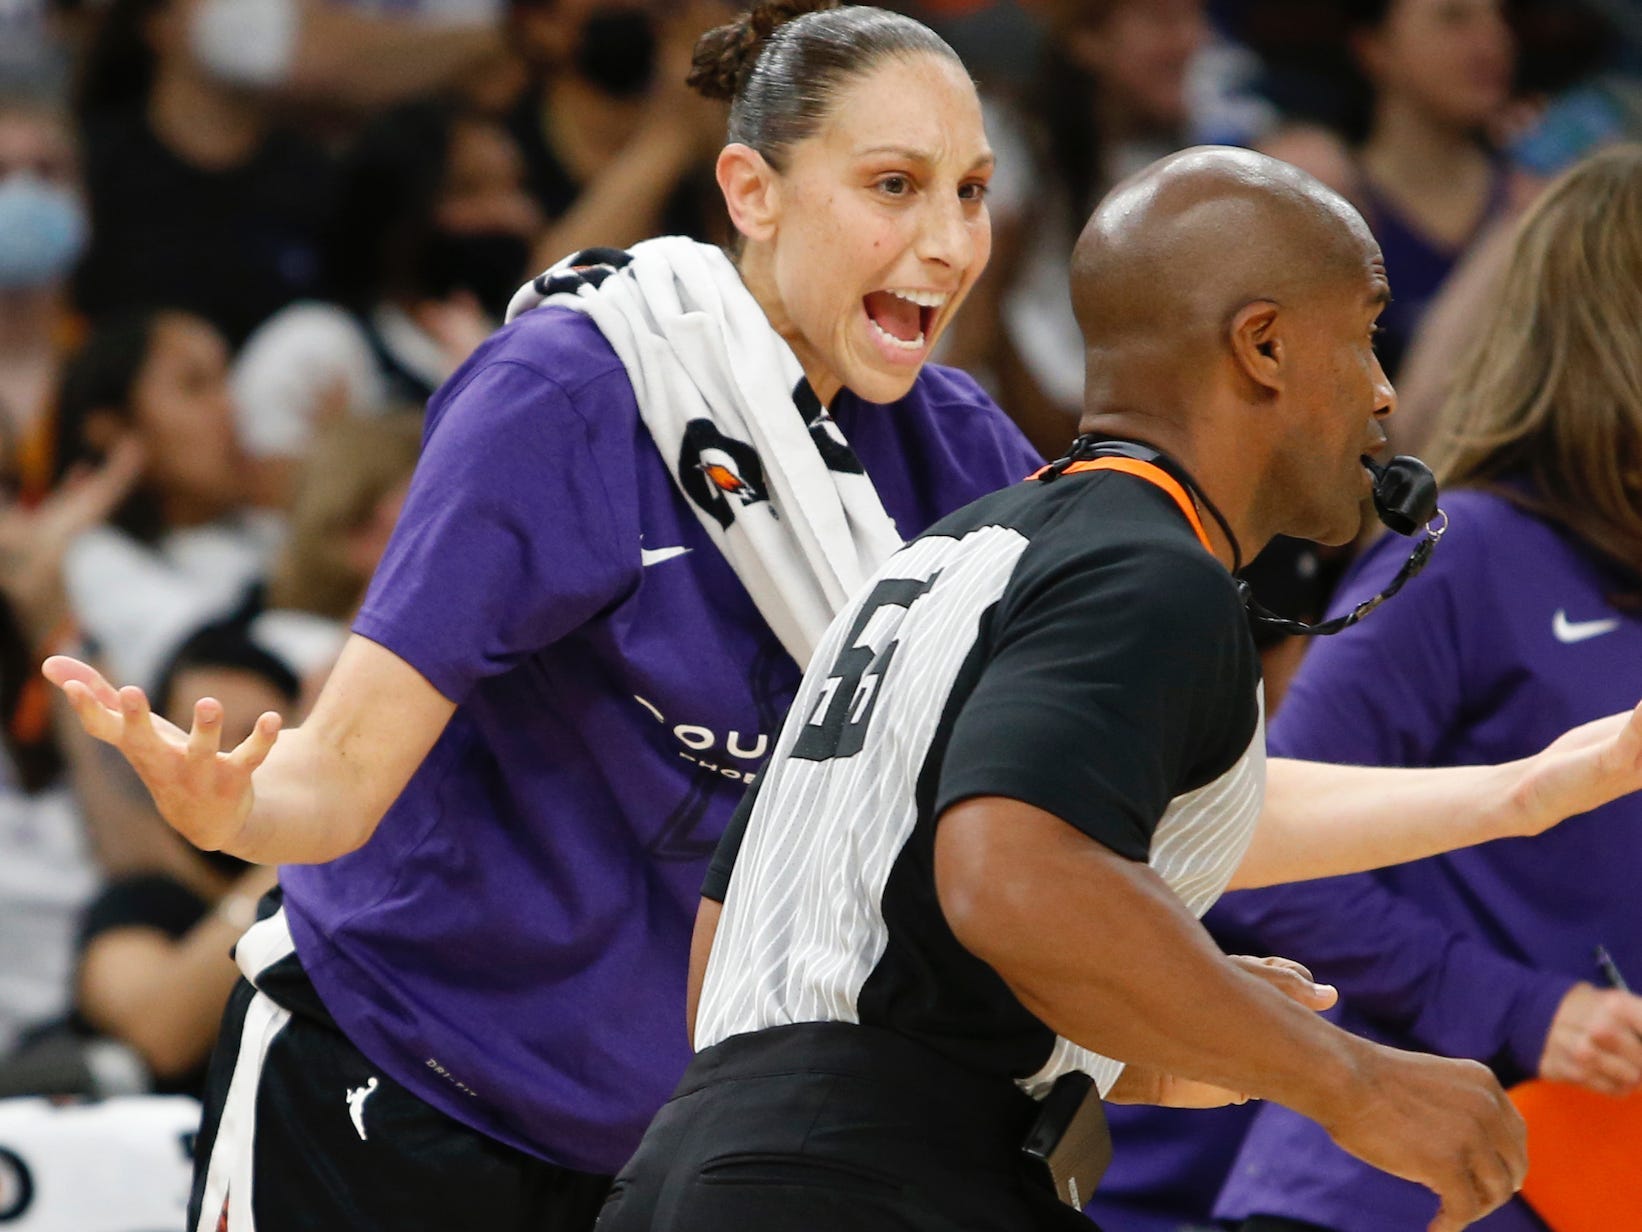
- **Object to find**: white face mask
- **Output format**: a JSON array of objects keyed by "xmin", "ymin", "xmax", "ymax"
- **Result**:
[{"xmin": 0, "ymin": 173, "xmax": 87, "ymax": 289}]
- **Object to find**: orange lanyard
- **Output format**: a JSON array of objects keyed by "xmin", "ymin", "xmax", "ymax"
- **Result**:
[{"xmin": 1030, "ymin": 457, "xmax": 1213, "ymax": 554}]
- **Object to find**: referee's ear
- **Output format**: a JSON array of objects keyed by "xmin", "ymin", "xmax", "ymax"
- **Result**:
[{"xmin": 1228, "ymin": 299, "xmax": 1283, "ymax": 397}]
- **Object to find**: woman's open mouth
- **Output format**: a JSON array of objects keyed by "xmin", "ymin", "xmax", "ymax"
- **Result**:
[{"xmin": 863, "ymin": 288, "xmax": 947, "ymax": 355}]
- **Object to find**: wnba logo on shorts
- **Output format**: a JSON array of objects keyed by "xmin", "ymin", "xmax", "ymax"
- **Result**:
[{"xmin": 677, "ymin": 421, "xmax": 770, "ymax": 529}]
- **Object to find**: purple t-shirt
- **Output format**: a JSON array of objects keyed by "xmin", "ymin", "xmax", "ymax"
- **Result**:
[
  {"xmin": 1215, "ymin": 488, "xmax": 1642, "ymax": 1232},
  {"xmin": 278, "ymin": 307, "xmax": 1041, "ymax": 1173}
]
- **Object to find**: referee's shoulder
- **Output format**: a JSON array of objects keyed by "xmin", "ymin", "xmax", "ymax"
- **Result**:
[{"xmin": 1032, "ymin": 480, "xmax": 1244, "ymax": 606}]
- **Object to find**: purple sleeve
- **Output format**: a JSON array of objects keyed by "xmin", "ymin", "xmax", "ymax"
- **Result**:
[
  {"xmin": 1212, "ymin": 879, "xmax": 1571, "ymax": 1077},
  {"xmin": 352, "ymin": 358, "xmax": 635, "ymax": 702},
  {"xmin": 1231, "ymin": 530, "xmax": 1574, "ymax": 1076}
]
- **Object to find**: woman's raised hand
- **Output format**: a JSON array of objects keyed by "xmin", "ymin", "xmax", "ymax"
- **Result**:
[{"xmin": 42, "ymin": 655, "xmax": 282, "ymax": 853}]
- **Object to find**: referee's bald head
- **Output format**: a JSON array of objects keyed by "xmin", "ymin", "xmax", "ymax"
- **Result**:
[{"xmin": 1072, "ymin": 146, "xmax": 1381, "ymax": 414}]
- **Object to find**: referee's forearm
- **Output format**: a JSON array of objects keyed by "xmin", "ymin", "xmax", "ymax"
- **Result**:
[{"xmin": 935, "ymin": 796, "xmax": 1372, "ymax": 1122}]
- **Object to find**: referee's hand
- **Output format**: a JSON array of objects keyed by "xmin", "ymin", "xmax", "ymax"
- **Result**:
[{"xmin": 1318, "ymin": 1048, "xmax": 1526, "ymax": 1232}]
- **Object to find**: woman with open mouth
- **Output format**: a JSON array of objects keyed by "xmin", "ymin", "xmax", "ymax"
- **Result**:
[{"xmin": 44, "ymin": 3, "xmax": 1045, "ymax": 1230}]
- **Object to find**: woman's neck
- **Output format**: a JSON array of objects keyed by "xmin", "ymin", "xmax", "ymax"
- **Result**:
[
  {"xmin": 147, "ymin": 66, "xmax": 265, "ymax": 170},
  {"xmin": 735, "ymin": 244, "xmax": 842, "ymax": 408},
  {"xmin": 1362, "ymin": 95, "xmax": 1486, "ymax": 192}
]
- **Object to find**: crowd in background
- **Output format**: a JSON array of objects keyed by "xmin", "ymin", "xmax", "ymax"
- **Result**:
[{"xmin": 0, "ymin": 0, "xmax": 1639, "ymax": 1226}]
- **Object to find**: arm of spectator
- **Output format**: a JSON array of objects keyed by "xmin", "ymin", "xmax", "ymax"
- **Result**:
[
  {"xmin": 191, "ymin": 0, "xmax": 503, "ymax": 110},
  {"xmin": 46, "ymin": 633, "xmax": 455, "ymax": 866},
  {"xmin": 1212, "ymin": 879, "xmax": 1575, "ymax": 1084},
  {"xmin": 1219, "ymin": 879, "xmax": 1642, "ymax": 1097},
  {"xmin": 0, "ymin": 441, "xmax": 188, "ymax": 874},
  {"xmin": 76, "ymin": 865, "xmax": 279, "ymax": 1081},
  {"xmin": 530, "ymin": 2, "xmax": 726, "ymax": 267}
]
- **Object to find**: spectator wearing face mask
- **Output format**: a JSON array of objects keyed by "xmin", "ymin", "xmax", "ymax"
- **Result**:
[
  {"xmin": 230, "ymin": 101, "xmax": 541, "ymax": 506},
  {"xmin": 0, "ymin": 91, "xmax": 87, "ymax": 502},
  {"xmin": 73, "ymin": 0, "xmax": 337, "ymax": 347},
  {"xmin": 508, "ymin": 0, "xmax": 732, "ymax": 266}
]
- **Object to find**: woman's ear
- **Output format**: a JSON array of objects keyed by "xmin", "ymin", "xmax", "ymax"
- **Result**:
[{"xmin": 717, "ymin": 143, "xmax": 781, "ymax": 245}]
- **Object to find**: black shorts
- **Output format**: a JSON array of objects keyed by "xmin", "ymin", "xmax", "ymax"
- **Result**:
[
  {"xmin": 596, "ymin": 1021, "xmax": 1096, "ymax": 1232},
  {"xmin": 187, "ymin": 893, "xmax": 612, "ymax": 1232}
]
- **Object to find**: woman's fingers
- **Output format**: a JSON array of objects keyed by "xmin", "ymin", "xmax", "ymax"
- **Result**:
[
  {"xmin": 227, "ymin": 711, "xmax": 283, "ymax": 775},
  {"xmin": 60, "ymin": 677, "xmax": 124, "ymax": 742},
  {"xmin": 187, "ymin": 697, "xmax": 224, "ymax": 762},
  {"xmin": 42, "ymin": 655, "xmax": 122, "ymax": 709}
]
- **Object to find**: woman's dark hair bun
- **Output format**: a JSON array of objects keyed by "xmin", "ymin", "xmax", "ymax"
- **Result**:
[{"xmin": 687, "ymin": 0, "xmax": 840, "ymax": 101}]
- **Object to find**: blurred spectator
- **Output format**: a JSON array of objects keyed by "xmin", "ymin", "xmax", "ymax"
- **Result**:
[
  {"xmin": 0, "ymin": 0, "xmax": 66, "ymax": 94},
  {"xmin": 0, "ymin": 415, "xmax": 151, "ymax": 1061},
  {"xmin": 54, "ymin": 311, "xmax": 280, "ymax": 693},
  {"xmin": 254, "ymin": 411, "xmax": 424, "ymax": 698},
  {"xmin": 187, "ymin": 0, "xmax": 507, "ymax": 110},
  {"xmin": 1335, "ymin": 0, "xmax": 1516, "ymax": 379},
  {"xmin": 1394, "ymin": 68, "xmax": 1642, "ymax": 453},
  {"xmin": 74, "ymin": 623, "xmax": 288, "ymax": 1097},
  {"xmin": 1216, "ymin": 142, "xmax": 1642, "ymax": 1232},
  {"xmin": 0, "ymin": 90, "xmax": 85, "ymax": 501},
  {"xmin": 265, "ymin": 412, "xmax": 421, "ymax": 623},
  {"xmin": 231, "ymin": 101, "xmax": 536, "ymax": 503},
  {"xmin": 508, "ymin": 0, "xmax": 728, "ymax": 267},
  {"xmin": 974, "ymin": 0, "xmax": 1271, "ymax": 454},
  {"xmin": 73, "ymin": 0, "xmax": 337, "ymax": 346}
]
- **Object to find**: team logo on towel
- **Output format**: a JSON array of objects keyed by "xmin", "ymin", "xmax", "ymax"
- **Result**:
[
  {"xmin": 678, "ymin": 420, "xmax": 771, "ymax": 529},
  {"xmin": 531, "ymin": 246, "xmax": 633, "ymax": 298},
  {"xmin": 0, "ymin": 1147, "xmax": 33, "ymax": 1220}
]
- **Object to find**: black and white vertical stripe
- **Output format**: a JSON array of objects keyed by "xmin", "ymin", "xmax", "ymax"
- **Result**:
[
  {"xmin": 192, "ymin": 908, "xmax": 297, "ymax": 1232},
  {"xmin": 1021, "ymin": 714, "xmax": 1265, "ymax": 1096},
  {"xmin": 697, "ymin": 526, "xmax": 1031, "ymax": 1048},
  {"xmin": 697, "ymin": 511, "xmax": 1268, "ymax": 1097}
]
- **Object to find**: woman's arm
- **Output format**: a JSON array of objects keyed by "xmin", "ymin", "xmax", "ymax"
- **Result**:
[
  {"xmin": 1233, "ymin": 702, "xmax": 1642, "ymax": 889},
  {"xmin": 46, "ymin": 634, "xmax": 455, "ymax": 866}
]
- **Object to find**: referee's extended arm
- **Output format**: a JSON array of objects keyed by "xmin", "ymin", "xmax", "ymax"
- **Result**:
[{"xmin": 934, "ymin": 794, "xmax": 1526, "ymax": 1232}]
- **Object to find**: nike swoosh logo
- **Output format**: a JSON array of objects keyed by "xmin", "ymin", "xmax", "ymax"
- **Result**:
[
  {"xmin": 640, "ymin": 545, "xmax": 693, "ymax": 568},
  {"xmin": 1553, "ymin": 609, "xmax": 1620, "ymax": 644}
]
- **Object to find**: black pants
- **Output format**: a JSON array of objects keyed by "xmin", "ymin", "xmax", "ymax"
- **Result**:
[
  {"xmin": 187, "ymin": 900, "xmax": 612, "ymax": 1231},
  {"xmin": 597, "ymin": 1021, "xmax": 1097, "ymax": 1232},
  {"xmin": 1240, "ymin": 1219, "xmax": 1334, "ymax": 1231}
]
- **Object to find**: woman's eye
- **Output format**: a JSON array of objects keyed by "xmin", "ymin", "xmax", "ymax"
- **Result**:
[{"xmin": 877, "ymin": 175, "xmax": 910, "ymax": 196}]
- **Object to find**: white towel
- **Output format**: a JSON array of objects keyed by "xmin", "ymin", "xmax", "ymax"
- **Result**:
[{"xmin": 507, "ymin": 238, "xmax": 903, "ymax": 666}]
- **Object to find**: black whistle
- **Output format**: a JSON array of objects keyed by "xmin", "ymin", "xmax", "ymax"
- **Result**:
[{"xmin": 1364, "ymin": 454, "xmax": 1440, "ymax": 536}]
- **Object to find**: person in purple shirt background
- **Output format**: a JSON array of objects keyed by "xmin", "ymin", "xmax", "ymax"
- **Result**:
[
  {"xmin": 1213, "ymin": 143, "xmax": 1642, "ymax": 1232},
  {"xmin": 40, "ymin": 3, "xmax": 1043, "ymax": 1229}
]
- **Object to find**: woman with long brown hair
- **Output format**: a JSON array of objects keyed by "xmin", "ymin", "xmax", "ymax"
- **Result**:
[{"xmin": 1216, "ymin": 142, "xmax": 1642, "ymax": 1232}]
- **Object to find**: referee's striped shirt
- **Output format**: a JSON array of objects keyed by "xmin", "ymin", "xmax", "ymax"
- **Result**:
[{"xmin": 698, "ymin": 464, "xmax": 1265, "ymax": 1097}]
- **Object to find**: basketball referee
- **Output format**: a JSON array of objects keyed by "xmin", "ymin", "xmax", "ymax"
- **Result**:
[{"xmin": 596, "ymin": 148, "xmax": 1642, "ymax": 1232}]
